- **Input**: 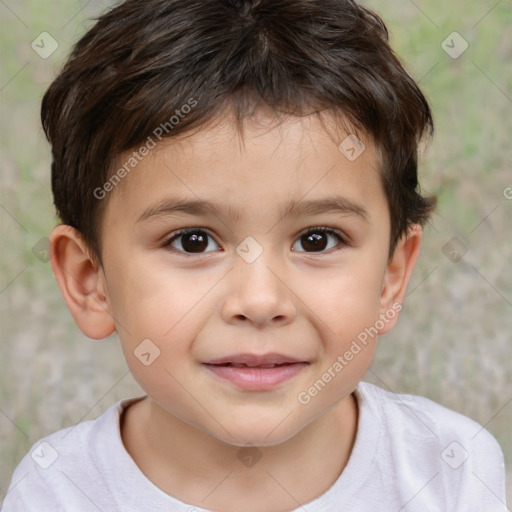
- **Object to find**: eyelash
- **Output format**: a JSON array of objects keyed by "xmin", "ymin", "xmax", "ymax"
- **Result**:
[
  {"xmin": 161, "ymin": 227, "xmax": 348, "ymax": 255},
  {"xmin": 293, "ymin": 227, "xmax": 347, "ymax": 253}
]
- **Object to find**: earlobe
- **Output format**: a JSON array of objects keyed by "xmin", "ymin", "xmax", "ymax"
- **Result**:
[
  {"xmin": 50, "ymin": 225, "xmax": 116, "ymax": 340},
  {"xmin": 378, "ymin": 225, "xmax": 423, "ymax": 334}
]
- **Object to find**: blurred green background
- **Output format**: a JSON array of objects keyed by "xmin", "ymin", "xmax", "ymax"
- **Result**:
[{"xmin": 1, "ymin": 0, "xmax": 511, "ymax": 506}]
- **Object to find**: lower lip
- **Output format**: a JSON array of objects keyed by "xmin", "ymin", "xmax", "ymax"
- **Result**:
[{"xmin": 203, "ymin": 363, "xmax": 308, "ymax": 390}]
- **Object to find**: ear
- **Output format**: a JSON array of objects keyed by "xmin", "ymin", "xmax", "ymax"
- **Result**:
[
  {"xmin": 50, "ymin": 224, "xmax": 116, "ymax": 340},
  {"xmin": 378, "ymin": 224, "xmax": 422, "ymax": 334}
]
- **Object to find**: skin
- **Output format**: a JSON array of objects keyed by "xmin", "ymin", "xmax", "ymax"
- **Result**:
[{"xmin": 50, "ymin": 110, "xmax": 422, "ymax": 512}]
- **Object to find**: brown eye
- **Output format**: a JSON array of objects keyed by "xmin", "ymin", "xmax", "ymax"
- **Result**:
[
  {"xmin": 165, "ymin": 229, "xmax": 219, "ymax": 254},
  {"xmin": 301, "ymin": 232, "xmax": 328, "ymax": 251},
  {"xmin": 181, "ymin": 232, "xmax": 208, "ymax": 252},
  {"xmin": 292, "ymin": 228, "xmax": 344, "ymax": 253}
]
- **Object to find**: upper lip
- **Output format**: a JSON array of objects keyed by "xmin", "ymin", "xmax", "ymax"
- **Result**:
[{"xmin": 203, "ymin": 353, "xmax": 308, "ymax": 366}]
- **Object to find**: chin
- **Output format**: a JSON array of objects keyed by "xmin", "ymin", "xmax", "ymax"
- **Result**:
[{"xmin": 208, "ymin": 418, "xmax": 303, "ymax": 448}]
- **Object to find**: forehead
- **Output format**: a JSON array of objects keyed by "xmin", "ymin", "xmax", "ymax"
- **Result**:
[
  {"xmin": 160, "ymin": 109, "xmax": 379, "ymax": 171},
  {"xmin": 104, "ymin": 111, "xmax": 386, "ymax": 227}
]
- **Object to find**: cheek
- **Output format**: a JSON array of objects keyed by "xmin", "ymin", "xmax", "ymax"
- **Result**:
[
  {"xmin": 104, "ymin": 260, "xmax": 205, "ymax": 396},
  {"xmin": 298, "ymin": 255, "xmax": 385, "ymax": 396},
  {"xmin": 126, "ymin": 352, "xmax": 214, "ymax": 434},
  {"xmin": 306, "ymin": 258, "xmax": 386, "ymax": 338},
  {"xmin": 293, "ymin": 270, "xmax": 382, "ymax": 417},
  {"xmin": 106, "ymin": 255, "xmax": 216, "ymax": 339}
]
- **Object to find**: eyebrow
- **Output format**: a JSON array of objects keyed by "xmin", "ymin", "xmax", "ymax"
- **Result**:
[{"xmin": 137, "ymin": 196, "xmax": 369, "ymax": 223}]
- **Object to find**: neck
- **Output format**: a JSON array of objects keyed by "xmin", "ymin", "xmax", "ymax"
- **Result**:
[{"xmin": 121, "ymin": 393, "xmax": 358, "ymax": 512}]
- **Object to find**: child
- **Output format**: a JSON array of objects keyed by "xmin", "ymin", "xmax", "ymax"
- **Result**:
[{"xmin": 3, "ymin": 0, "xmax": 507, "ymax": 510}]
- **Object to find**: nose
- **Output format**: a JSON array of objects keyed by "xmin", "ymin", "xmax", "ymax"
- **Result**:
[{"xmin": 220, "ymin": 254, "xmax": 297, "ymax": 328}]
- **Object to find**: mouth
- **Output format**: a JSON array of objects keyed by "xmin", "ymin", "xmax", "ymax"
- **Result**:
[
  {"xmin": 202, "ymin": 353, "xmax": 309, "ymax": 390},
  {"xmin": 212, "ymin": 362, "xmax": 295, "ymax": 368},
  {"xmin": 204, "ymin": 353, "xmax": 307, "ymax": 366}
]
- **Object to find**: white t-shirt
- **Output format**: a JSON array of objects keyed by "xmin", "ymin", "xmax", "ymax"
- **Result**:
[{"xmin": 3, "ymin": 382, "xmax": 508, "ymax": 511}]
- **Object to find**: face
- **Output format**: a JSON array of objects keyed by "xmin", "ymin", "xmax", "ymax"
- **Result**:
[{"xmin": 99, "ymin": 111, "xmax": 395, "ymax": 446}]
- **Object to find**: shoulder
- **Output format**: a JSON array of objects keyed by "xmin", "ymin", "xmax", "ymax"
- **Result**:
[
  {"xmin": 2, "ymin": 398, "xmax": 134, "ymax": 511},
  {"xmin": 357, "ymin": 381, "xmax": 503, "ymax": 450},
  {"xmin": 354, "ymin": 382, "xmax": 507, "ymax": 510}
]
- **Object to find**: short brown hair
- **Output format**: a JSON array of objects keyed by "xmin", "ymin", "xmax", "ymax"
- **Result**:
[{"xmin": 42, "ymin": 0, "xmax": 435, "ymax": 259}]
